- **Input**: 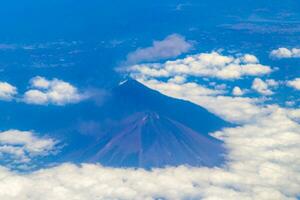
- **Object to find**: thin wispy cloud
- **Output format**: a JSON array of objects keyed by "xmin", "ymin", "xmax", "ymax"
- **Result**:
[{"xmin": 125, "ymin": 34, "xmax": 193, "ymax": 64}]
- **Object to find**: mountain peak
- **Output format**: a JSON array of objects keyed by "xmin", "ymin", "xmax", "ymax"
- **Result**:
[
  {"xmin": 119, "ymin": 78, "xmax": 139, "ymax": 85},
  {"xmin": 60, "ymin": 80, "xmax": 231, "ymax": 168},
  {"xmin": 117, "ymin": 78, "xmax": 149, "ymax": 91},
  {"xmin": 111, "ymin": 79, "xmax": 231, "ymax": 134}
]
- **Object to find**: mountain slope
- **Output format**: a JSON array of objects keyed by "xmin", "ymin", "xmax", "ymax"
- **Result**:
[
  {"xmin": 60, "ymin": 79, "xmax": 230, "ymax": 168},
  {"xmin": 72, "ymin": 112, "xmax": 225, "ymax": 167}
]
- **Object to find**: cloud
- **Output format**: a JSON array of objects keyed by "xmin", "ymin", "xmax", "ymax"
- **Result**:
[
  {"xmin": 140, "ymin": 78, "xmax": 225, "ymax": 98},
  {"xmin": 167, "ymin": 75, "xmax": 187, "ymax": 84},
  {"xmin": 31, "ymin": 76, "xmax": 51, "ymax": 89},
  {"xmin": 287, "ymin": 78, "xmax": 300, "ymax": 90},
  {"xmin": 126, "ymin": 34, "xmax": 193, "ymax": 64},
  {"xmin": 251, "ymin": 78, "xmax": 275, "ymax": 95},
  {"xmin": 0, "ymin": 107, "xmax": 299, "ymax": 200},
  {"xmin": 232, "ymin": 86, "xmax": 245, "ymax": 96},
  {"xmin": 270, "ymin": 47, "xmax": 300, "ymax": 59},
  {"xmin": 0, "ymin": 130, "xmax": 57, "ymax": 164},
  {"xmin": 23, "ymin": 76, "xmax": 85, "ymax": 105},
  {"xmin": 241, "ymin": 54, "xmax": 259, "ymax": 63},
  {"xmin": 0, "ymin": 77, "xmax": 88, "ymax": 106},
  {"xmin": 211, "ymin": 107, "xmax": 300, "ymax": 199},
  {"xmin": 0, "ymin": 82, "xmax": 17, "ymax": 101},
  {"xmin": 125, "ymin": 52, "xmax": 272, "ymax": 80}
]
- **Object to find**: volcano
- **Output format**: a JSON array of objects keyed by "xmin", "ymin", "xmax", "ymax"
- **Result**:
[{"xmin": 61, "ymin": 79, "xmax": 230, "ymax": 168}]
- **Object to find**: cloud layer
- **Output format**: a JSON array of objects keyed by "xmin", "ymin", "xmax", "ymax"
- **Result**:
[
  {"xmin": 0, "ymin": 107, "xmax": 299, "ymax": 200},
  {"xmin": 0, "ymin": 130, "xmax": 57, "ymax": 165},
  {"xmin": 125, "ymin": 52, "xmax": 272, "ymax": 80}
]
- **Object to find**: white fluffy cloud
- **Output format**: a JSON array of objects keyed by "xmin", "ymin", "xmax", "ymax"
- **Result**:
[
  {"xmin": 23, "ymin": 76, "xmax": 85, "ymax": 105},
  {"xmin": 251, "ymin": 78, "xmax": 276, "ymax": 95},
  {"xmin": 140, "ymin": 78, "xmax": 224, "ymax": 98},
  {"xmin": 125, "ymin": 52, "xmax": 272, "ymax": 80},
  {"xmin": 270, "ymin": 47, "xmax": 300, "ymax": 59},
  {"xmin": 232, "ymin": 86, "xmax": 244, "ymax": 96},
  {"xmin": 126, "ymin": 34, "xmax": 193, "ymax": 64},
  {"xmin": 0, "ymin": 130, "xmax": 57, "ymax": 164},
  {"xmin": 287, "ymin": 78, "xmax": 300, "ymax": 90},
  {"xmin": 0, "ymin": 82, "xmax": 17, "ymax": 101}
]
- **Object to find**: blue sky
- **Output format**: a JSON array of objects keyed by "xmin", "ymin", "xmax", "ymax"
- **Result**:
[{"xmin": 0, "ymin": 1, "xmax": 300, "ymax": 199}]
